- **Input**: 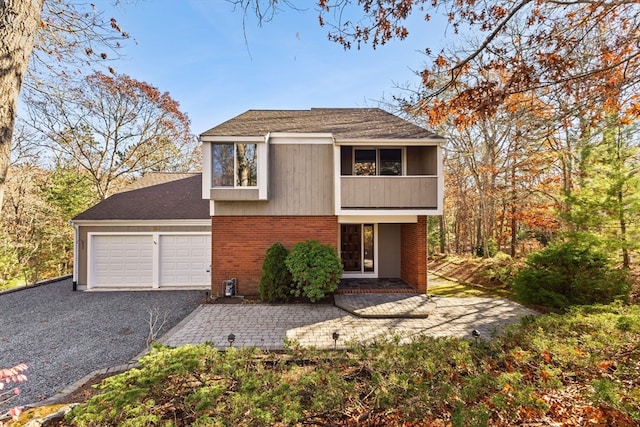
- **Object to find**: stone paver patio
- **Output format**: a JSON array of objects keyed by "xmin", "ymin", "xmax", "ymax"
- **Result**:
[{"xmin": 160, "ymin": 295, "xmax": 538, "ymax": 350}]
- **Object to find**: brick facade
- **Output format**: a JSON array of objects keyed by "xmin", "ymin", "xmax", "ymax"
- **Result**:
[
  {"xmin": 211, "ymin": 216, "xmax": 338, "ymax": 295},
  {"xmin": 400, "ymin": 216, "xmax": 428, "ymax": 293}
]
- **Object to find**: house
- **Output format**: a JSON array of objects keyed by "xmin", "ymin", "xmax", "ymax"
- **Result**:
[
  {"xmin": 71, "ymin": 108, "xmax": 445, "ymax": 294},
  {"xmin": 203, "ymin": 108, "xmax": 444, "ymax": 295}
]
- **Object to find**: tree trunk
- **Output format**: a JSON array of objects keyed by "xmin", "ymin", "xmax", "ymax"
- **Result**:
[
  {"xmin": 618, "ymin": 188, "xmax": 630, "ymax": 268},
  {"xmin": 0, "ymin": 0, "xmax": 45, "ymax": 213},
  {"xmin": 439, "ymin": 214, "xmax": 445, "ymax": 254},
  {"xmin": 510, "ymin": 149, "xmax": 517, "ymax": 257}
]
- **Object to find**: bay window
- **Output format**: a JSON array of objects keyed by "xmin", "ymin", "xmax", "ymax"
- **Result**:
[{"xmin": 212, "ymin": 143, "xmax": 257, "ymax": 187}]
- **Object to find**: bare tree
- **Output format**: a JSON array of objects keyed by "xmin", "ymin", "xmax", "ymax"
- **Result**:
[
  {"xmin": 26, "ymin": 71, "xmax": 197, "ymax": 200},
  {"xmin": 0, "ymin": 0, "xmax": 127, "ymax": 212},
  {"xmin": 0, "ymin": 0, "xmax": 45, "ymax": 212}
]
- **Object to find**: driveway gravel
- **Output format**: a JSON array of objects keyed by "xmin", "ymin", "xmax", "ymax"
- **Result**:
[{"xmin": 0, "ymin": 278, "xmax": 206, "ymax": 412}]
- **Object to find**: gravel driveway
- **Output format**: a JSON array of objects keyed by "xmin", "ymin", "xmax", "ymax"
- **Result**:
[{"xmin": 0, "ymin": 278, "xmax": 206, "ymax": 411}]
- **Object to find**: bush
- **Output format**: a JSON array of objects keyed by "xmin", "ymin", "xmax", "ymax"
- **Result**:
[
  {"xmin": 259, "ymin": 242, "xmax": 293, "ymax": 302},
  {"xmin": 482, "ymin": 252, "xmax": 520, "ymax": 285},
  {"xmin": 285, "ymin": 240, "xmax": 343, "ymax": 302},
  {"xmin": 62, "ymin": 305, "xmax": 640, "ymax": 426},
  {"xmin": 512, "ymin": 237, "xmax": 631, "ymax": 310},
  {"xmin": 475, "ymin": 239, "xmax": 498, "ymax": 257}
]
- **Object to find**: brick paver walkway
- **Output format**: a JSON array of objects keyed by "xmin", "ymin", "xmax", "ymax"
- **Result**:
[{"xmin": 160, "ymin": 296, "xmax": 537, "ymax": 350}]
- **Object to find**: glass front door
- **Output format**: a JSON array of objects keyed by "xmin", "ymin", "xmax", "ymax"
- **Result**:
[{"xmin": 341, "ymin": 224, "xmax": 375, "ymax": 275}]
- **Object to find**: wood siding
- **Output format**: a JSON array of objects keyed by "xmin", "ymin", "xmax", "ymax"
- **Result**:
[
  {"xmin": 341, "ymin": 176, "xmax": 438, "ymax": 209},
  {"xmin": 406, "ymin": 146, "xmax": 438, "ymax": 175},
  {"xmin": 210, "ymin": 188, "xmax": 259, "ymax": 201},
  {"xmin": 378, "ymin": 224, "xmax": 401, "ymax": 277},
  {"xmin": 214, "ymin": 144, "xmax": 334, "ymax": 215}
]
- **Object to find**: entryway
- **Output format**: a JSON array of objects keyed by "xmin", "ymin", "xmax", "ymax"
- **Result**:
[
  {"xmin": 337, "ymin": 277, "xmax": 417, "ymax": 294},
  {"xmin": 340, "ymin": 224, "xmax": 375, "ymax": 274}
]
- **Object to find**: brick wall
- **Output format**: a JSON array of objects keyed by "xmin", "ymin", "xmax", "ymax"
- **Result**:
[
  {"xmin": 400, "ymin": 216, "xmax": 427, "ymax": 293},
  {"xmin": 211, "ymin": 216, "xmax": 338, "ymax": 295}
]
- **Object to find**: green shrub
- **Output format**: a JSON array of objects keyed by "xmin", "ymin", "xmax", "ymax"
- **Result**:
[
  {"xmin": 259, "ymin": 242, "xmax": 293, "ymax": 302},
  {"xmin": 285, "ymin": 240, "xmax": 342, "ymax": 302},
  {"xmin": 62, "ymin": 304, "xmax": 640, "ymax": 426},
  {"xmin": 475, "ymin": 239, "xmax": 498, "ymax": 257},
  {"xmin": 482, "ymin": 252, "xmax": 520, "ymax": 285},
  {"xmin": 512, "ymin": 237, "xmax": 631, "ymax": 310}
]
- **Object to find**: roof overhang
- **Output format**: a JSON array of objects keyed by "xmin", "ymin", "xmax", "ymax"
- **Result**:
[
  {"xmin": 333, "ymin": 138, "xmax": 446, "ymax": 146},
  {"xmin": 199, "ymin": 135, "xmax": 265, "ymax": 143},
  {"xmin": 69, "ymin": 219, "xmax": 211, "ymax": 227}
]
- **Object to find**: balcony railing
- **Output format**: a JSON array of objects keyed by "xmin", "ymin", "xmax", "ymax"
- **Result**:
[{"xmin": 340, "ymin": 176, "xmax": 438, "ymax": 209}]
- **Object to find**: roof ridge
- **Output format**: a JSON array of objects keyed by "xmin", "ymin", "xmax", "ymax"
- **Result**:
[{"xmin": 201, "ymin": 108, "xmax": 443, "ymax": 140}]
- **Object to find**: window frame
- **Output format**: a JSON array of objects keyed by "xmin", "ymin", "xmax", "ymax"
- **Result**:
[
  {"xmin": 352, "ymin": 147, "xmax": 404, "ymax": 176},
  {"xmin": 211, "ymin": 142, "xmax": 258, "ymax": 189}
]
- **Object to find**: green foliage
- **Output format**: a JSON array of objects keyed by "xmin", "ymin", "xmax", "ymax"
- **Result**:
[
  {"xmin": 63, "ymin": 304, "xmax": 640, "ymax": 426},
  {"xmin": 258, "ymin": 242, "xmax": 292, "ymax": 302},
  {"xmin": 481, "ymin": 252, "xmax": 520, "ymax": 285},
  {"xmin": 1, "ymin": 166, "xmax": 97, "ymax": 287},
  {"xmin": 512, "ymin": 235, "xmax": 631, "ymax": 309},
  {"xmin": 427, "ymin": 216, "xmax": 442, "ymax": 255},
  {"xmin": 66, "ymin": 343, "xmax": 356, "ymax": 426},
  {"xmin": 285, "ymin": 240, "xmax": 342, "ymax": 302},
  {"xmin": 0, "ymin": 231, "xmax": 21, "ymax": 289},
  {"xmin": 561, "ymin": 121, "xmax": 640, "ymax": 266},
  {"xmin": 42, "ymin": 166, "xmax": 97, "ymax": 220},
  {"xmin": 475, "ymin": 239, "xmax": 498, "ymax": 257}
]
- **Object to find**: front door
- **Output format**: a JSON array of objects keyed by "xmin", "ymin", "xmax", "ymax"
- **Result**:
[
  {"xmin": 341, "ymin": 223, "xmax": 376, "ymax": 276},
  {"xmin": 341, "ymin": 224, "xmax": 361, "ymax": 271}
]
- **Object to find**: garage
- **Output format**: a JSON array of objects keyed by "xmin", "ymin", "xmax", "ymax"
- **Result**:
[
  {"xmin": 71, "ymin": 173, "xmax": 212, "ymax": 291},
  {"xmin": 88, "ymin": 233, "xmax": 211, "ymax": 289},
  {"xmin": 159, "ymin": 234, "xmax": 211, "ymax": 287}
]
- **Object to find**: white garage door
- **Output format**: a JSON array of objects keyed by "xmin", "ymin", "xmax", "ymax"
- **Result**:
[
  {"xmin": 159, "ymin": 235, "xmax": 211, "ymax": 287},
  {"xmin": 92, "ymin": 235, "xmax": 153, "ymax": 287}
]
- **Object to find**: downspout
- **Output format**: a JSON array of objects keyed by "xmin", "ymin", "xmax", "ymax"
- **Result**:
[{"xmin": 69, "ymin": 220, "xmax": 78, "ymax": 291}]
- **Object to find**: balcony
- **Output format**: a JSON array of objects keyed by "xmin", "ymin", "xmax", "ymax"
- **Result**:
[{"xmin": 340, "ymin": 176, "xmax": 438, "ymax": 210}]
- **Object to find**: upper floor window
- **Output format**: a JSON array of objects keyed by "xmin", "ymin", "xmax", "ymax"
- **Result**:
[
  {"xmin": 212, "ymin": 143, "xmax": 257, "ymax": 187},
  {"xmin": 354, "ymin": 148, "xmax": 402, "ymax": 176}
]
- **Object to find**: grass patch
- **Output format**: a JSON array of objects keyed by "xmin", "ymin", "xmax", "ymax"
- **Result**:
[
  {"xmin": 428, "ymin": 273, "xmax": 507, "ymax": 298},
  {"xmin": 428, "ymin": 280, "xmax": 490, "ymax": 297},
  {"xmin": 55, "ymin": 303, "xmax": 640, "ymax": 427},
  {"xmin": 0, "ymin": 278, "xmax": 27, "ymax": 291}
]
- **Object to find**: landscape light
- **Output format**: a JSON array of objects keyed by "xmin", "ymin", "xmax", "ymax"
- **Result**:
[{"xmin": 471, "ymin": 329, "xmax": 481, "ymax": 346}]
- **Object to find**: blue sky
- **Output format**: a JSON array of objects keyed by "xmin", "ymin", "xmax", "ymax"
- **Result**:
[{"xmin": 104, "ymin": 1, "xmax": 451, "ymax": 134}]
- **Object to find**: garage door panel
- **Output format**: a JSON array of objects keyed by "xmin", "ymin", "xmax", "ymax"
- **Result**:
[
  {"xmin": 92, "ymin": 235, "xmax": 153, "ymax": 287},
  {"xmin": 159, "ymin": 235, "xmax": 211, "ymax": 287}
]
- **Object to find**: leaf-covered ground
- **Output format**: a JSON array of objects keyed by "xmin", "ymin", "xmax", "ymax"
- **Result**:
[{"xmin": 33, "ymin": 303, "xmax": 639, "ymax": 427}]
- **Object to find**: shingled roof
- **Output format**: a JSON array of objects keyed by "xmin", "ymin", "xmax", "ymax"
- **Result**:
[
  {"xmin": 72, "ymin": 173, "xmax": 208, "ymax": 221},
  {"xmin": 201, "ymin": 108, "xmax": 444, "ymax": 140}
]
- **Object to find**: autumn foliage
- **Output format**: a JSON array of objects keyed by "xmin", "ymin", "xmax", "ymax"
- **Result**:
[
  {"xmin": 0, "ymin": 363, "xmax": 27, "ymax": 425},
  {"xmin": 316, "ymin": 0, "xmax": 640, "ymax": 127}
]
